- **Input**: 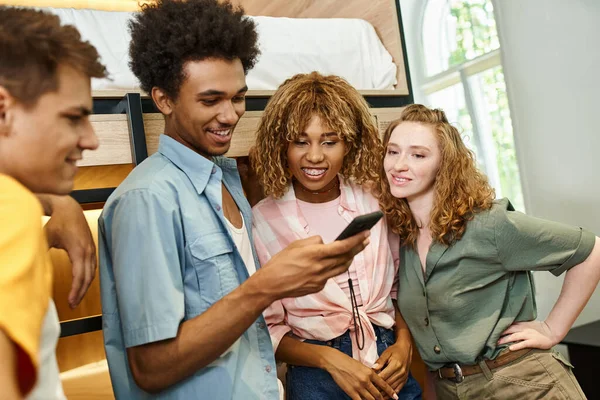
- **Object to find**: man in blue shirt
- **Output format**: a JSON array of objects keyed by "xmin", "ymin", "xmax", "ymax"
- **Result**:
[{"xmin": 98, "ymin": 0, "xmax": 370, "ymax": 398}]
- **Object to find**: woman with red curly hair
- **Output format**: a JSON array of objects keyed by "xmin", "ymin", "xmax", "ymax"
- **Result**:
[
  {"xmin": 379, "ymin": 104, "xmax": 600, "ymax": 399},
  {"xmin": 252, "ymin": 72, "xmax": 422, "ymax": 400}
]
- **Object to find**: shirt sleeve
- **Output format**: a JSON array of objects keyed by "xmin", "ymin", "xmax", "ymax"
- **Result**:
[
  {"xmin": 0, "ymin": 184, "xmax": 49, "ymax": 395},
  {"xmin": 104, "ymin": 189, "xmax": 185, "ymax": 348},
  {"xmin": 494, "ymin": 199, "xmax": 596, "ymax": 276},
  {"xmin": 252, "ymin": 229, "xmax": 292, "ymax": 352}
]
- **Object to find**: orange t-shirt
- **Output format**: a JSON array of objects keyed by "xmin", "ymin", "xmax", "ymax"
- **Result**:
[{"xmin": 0, "ymin": 174, "xmax": 53, "ymax": 395}]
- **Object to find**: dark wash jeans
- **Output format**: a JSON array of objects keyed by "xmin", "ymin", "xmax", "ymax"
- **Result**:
[{"xmin": 286, "ymin": 325, "xmax": 423, "ymax": 400}]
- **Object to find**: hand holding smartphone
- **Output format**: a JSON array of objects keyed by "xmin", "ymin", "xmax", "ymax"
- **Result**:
[{"xmin": 335, "ymin": 211, "xmax": 384, "ymax": 241}]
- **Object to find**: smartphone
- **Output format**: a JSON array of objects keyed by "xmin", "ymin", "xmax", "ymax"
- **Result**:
[{"xmin": 335, "ymin": 211, "xmax": 384, "ymax": 241}]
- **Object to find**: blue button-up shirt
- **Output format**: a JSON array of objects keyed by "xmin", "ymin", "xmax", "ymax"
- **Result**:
[{"xmin": 99, "ymin": 135, "xmax": 279, "ymax": 399}]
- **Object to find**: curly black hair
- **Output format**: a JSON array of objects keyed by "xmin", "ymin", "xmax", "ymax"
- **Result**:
[{"xmin": 129, "ymin": 0, "xmax": 260, "ymax": 99}]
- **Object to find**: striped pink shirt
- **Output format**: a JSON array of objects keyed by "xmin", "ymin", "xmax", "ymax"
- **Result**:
[
  {"xmin": 297, "ymin": 197, "xmax": 364, "ymax": 305},
  {"xmin": 252, "ymin": 178, "xmax": 399, "ymax": 367}
]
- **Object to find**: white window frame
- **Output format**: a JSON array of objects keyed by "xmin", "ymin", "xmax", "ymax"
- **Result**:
[
  {"xmin": 415, "ymin": 0, "xmax": 509, "ymax": 197},
  {"xmin": 422, "ymin": 49, "xmax": 503, "ymax": 192}
]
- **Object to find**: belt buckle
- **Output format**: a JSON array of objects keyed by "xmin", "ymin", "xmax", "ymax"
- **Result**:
[{"xmin": 451, "ymin": 363, "xmax": 465, "ymax": 383}]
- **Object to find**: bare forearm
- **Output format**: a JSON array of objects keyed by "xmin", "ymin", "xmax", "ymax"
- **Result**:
[
  {"xmin": 129, "ymin": 230, "xmax": 370, "ymax": 392},
  {"xmin": 275, "ymin": 335, "xmax": 332, "ymax": 370},
  {"xmin": 546, "ymin": 237, "xmax": 600, "ymax": 340},
  {"xmin": 129, "ymin": 275, "xmax": 276, "ymax": 393},
  {"xmin": 37, "ymin": 193, "xmax": 78, "ymax": 216},
  {"xmin": 392, "ymin": 300, "xmax": 411, "ymax": 345},
  {"xmin": 37, "ymin": 194, "xmax": 78, "ymax": 247}
]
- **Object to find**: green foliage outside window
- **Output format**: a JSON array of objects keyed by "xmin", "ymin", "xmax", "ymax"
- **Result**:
[
  {"xmin": 478, "ymin": 67, "xmax": 525, "ymax": 211},
  {"xmin": 429, "ymin": 0, "xmax": 524, "ymax": 210},
  {"xmin": 448, "ymin": 0, "xmax": 499, "ymax": 67}
]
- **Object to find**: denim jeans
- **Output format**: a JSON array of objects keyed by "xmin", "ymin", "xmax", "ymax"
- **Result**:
[{"xmin": 286, "ymin": 325, "xmax": 423, "ymax": 400}]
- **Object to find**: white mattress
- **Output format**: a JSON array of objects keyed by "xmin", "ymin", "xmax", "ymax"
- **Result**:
[{"xmin": 49, "ymin": 8, "xmax": 397, "ymax": 92}]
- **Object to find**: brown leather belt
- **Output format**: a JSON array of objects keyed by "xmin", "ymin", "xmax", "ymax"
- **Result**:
[{"xmin": 436, "ymin": 348, "xmax": 532, "ymax": 383}]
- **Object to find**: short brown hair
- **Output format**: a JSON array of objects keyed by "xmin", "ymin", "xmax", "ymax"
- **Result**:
[{"xmin": 0, "ymin": 6, "xmax": 107, "ymax": 106}]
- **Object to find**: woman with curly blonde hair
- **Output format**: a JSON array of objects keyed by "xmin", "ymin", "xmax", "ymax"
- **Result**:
[
  {"xmin": 252, "ymin": 72, "xmax": 422, "ymax": 400},
  {"xmin": 380, "ymin": 104, "xmax": 599, "ymax": 399}
]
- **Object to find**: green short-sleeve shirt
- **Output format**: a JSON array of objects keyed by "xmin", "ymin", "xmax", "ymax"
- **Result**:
[{"xmin": 398, "ymin": 198, "xmax": 596, "ymax": 370}]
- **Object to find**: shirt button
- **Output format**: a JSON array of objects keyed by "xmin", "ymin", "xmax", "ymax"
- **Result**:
[
  {"xmin": 215, "ymin": 204, "xmax": 221, "ymax": 211},
  {"xmin": 434, "ymin": 345, "xmax": 441, "ymax": 354},
  {"xmin": 257, "ymin": 322, "xmax": 265, "ymax": 329},
  {"xmin": 265, "ymin": 365, "xmax": 272, "ymax": 373},
  {"xmin": 424, "ymin": 317, "xmax": 430, "ymax": 326},
  {"xmin": 211, "ymin": 166, "xmax": 217, "ymax": 174}
]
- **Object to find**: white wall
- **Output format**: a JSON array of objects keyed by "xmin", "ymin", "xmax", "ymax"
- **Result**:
[{"xmin": 493, "ymin": 0, "xmax": 600, "ymax": 327}]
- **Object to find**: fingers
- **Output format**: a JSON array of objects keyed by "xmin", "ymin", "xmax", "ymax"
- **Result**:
[
  {"xmin": 501, "ymin": 322, "xmax": 528, "ymax": 336},
  {"xmin": 386, "ymin": 370, "xmax": 408, "ymax": 389},
  {"xmin": 76, "ymin": 246, "xmax": 96, "ymax": 307},
  {"xmin": 339, "ymin": 380, "xmax": 368, "ymax": 400},
  {"xmin": 68, "ymin": 240, "xmax": 97, "ymax": 308},
  {"xmin": 296, "ymin": 232, "xmax": 367, "ymax": 267},
  {"xmin": 349, "ymin": 393, "xmax": 362, "ymax": 400},
  {"xmin": 364, "ymin": 381, "xmax": 383, "ymax": 400},
  {"xmin": 372, "ymin": 372, "xmax": 398, "ymax": 400},
  {"xmin": 326, "ymin": 230, "xmax": 370, "ymax": 256},
  {"xmin": 350, "ymin": 237, "xmax": 370, "ymax": 259},
  {"xmin": 498, "ymin": 331, "xmax": 532, "ymax": 345},
  {"xmin": 282, "ymin": 233, "xmax": 368, "ymax": 293},
  {"xmin": 508, "ymin": 340, "xmax": 529, "ymax": 351},
  {"xmin": 377, "ymin": 362, "xmax": 398, "ymax": 381},
  {"xmin": 391, "ymin": 379, "xmax": 407, "ymax": 395},
  {"xmin": 321, "ymin": 237, "xmax": 370, "ymax": 272},
  {"xmin": 68, "ymin": 261, "xmax": 85, "ymax": 308},
  {"xmin": 299, "ymin": 235, "xmax": 325, "ymax": 246},
  {"xmin": 511, "ymin": 338, "xmax": 552, "ymax": 351},
  {"xmin": 373, "ymin": 349, "xmax": 391, "ymax": 371},
  {"xmin": 499, "ymin": 327, "xmax": 552, "ymax": 351},
  {"xmin": 321, "ymin": 259, "xmax": 353, "ymax": 280}
]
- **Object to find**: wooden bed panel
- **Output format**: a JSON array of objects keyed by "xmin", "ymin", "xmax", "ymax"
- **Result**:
[
  {"xmin": 50, "ymin": 209, "xmax": 103, "ymax": 321},
  {"xmin": 143, "ymin": 111, "xmax": 263, "ymax": 158},
  {"xmin": 60, "ymin": 360, "xmax": 114, "ymax": 400},
  {"xmin": 49, "ymin": 209, "xmax": 106, "ymax": 374},
  {"xmin": 142, "ymin": 109, "xmax": 399, "ymax": 159},
  {"xmin": 72, "ymin": 108, "xmax": 404, "ymax": 190},
  {"xmin": 229, "ymin": 0, "xmax": 408, "ymax": 95},
  {"xmin": 74, "ymin": 165, "xmax": 134, "ymax": 190},
  {"xmin": 371, "ymin": 107, "xmax": 405, "ymax": 134},
  {"xmin": 81, "ymin": 114, "xmax": 132, "ymax": 167},
  {"xmin": 141, "ymin": 113, "xmax": 163, "ymax": 156},
  {"xmin": 56, "ymin": 331, "xmax": 106, "ymax": 372}
]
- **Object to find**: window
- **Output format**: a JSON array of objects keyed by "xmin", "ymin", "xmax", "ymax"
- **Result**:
[{"xmin": 420, "ymin": 0, "xmax": 524, "ymax": 211}]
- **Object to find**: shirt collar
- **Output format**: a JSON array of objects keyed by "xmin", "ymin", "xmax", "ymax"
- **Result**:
[
  {"xmin": 338, "ymin": 177, "xmax": 358, "ymax": 213},
  {"xmin": 157, "ymin": 134, "xmax": 236, "ymax": 194},
  {"xmin": 279, "ymin": 175, "xmax": 358, "ymax": 231}
]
